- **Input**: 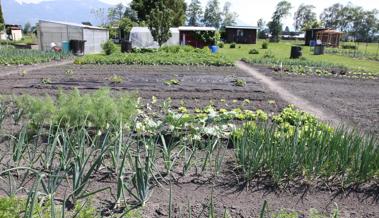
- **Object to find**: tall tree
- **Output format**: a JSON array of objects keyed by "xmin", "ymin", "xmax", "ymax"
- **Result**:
[
  {"xmin": 23, "ymin": 22, "xmax": 31, "ymax": 34},
  {"xmin": 123, "ymin": 6, "xmax": 138, "ymax": 22},
  {"xmin": 0, "ymin": 0, "xmax": 5, "ymax": 30},
  {"xmin": 147, "ymin": 1, "xmax": 174, "ymax": 46},
  {"xmin": 187, "ymin": 0, "xmax": 203, "ymax": 26},
  {"xmin": 221, "ymin": 2, "xmax": 238, "ymax": 28},
  {"xmin": 268, "ymin": 1, "xmax": 292, "ymax": 42},
  {"xmin": 166, "ymin": 0, "xmax": 186, "ymax": 26},
  {"xmin": 131, "ymin": 0, "xmax": 155, "ymax": 22},
  {"xmin": 131, "ymin": 0, "xmax": 186, "ymax": 26},
  {"xmin": 91, "ymin": 8, "xmax": 108, "ymax": 26},
  {"xmin": 108, "ymin": 3, "xmax": 125, "ymax": 24},
  {"xmin": 203, "ymin": 0, "xmax": 222, "ymax": 28},
  {"xmin": 319, "ymin": 3, "xmax": 344, "ymax": 30},
  {"xmin": 293, "ymin": 4, "xmax": 317, "ymax": 31},
  {"xmin": 257, "ymin": 18, "xmax": 268, "ymax": 39}
]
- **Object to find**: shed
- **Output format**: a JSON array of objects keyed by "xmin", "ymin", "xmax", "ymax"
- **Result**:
[
  {"xmin": 225, "ymin": 26, "xmax": 259, "ymax": 44},
  {"xmin": 305, "ymin": 28, "xmax": 327, "ymax": 46},
  {"xmin": 38, "ymin": 20, "xmax": 109, "ymax": 54},
  {"xmin": 5, "ymin": 24, "xmax": 23, "ymax": 41},
  {"xmin": 129, "ymin": 27, "xmax": 179, "ymax": 48},
  {"xmin": 178, "ymin": 26, "xmax": 216, "ymax": 48},
  {"xmin": 316, "ymin": 30, "xmax": 343, "ymax": 47}
]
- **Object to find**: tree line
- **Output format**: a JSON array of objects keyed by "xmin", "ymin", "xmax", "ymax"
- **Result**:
[
  {"xmin": 92, "ymin": 0, "xmax": 238, "ymax": 46},
  {"xmin": 258, "ymin": 1, "xmax": 379, "ymax": 42}
]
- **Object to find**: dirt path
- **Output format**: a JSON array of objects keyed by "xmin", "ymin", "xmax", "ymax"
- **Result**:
[
  {"xmin": 0, "ymin": 59, "xmax": 74, "ymax": 77},
  {"xmin": 236, "ymin": 61, "xmax": 343, "ymax": 126}
]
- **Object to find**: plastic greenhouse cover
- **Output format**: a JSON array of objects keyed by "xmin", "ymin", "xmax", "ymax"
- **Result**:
[{"xmin": 129, "ymin": 27, "xmax": 179, "ymax": 48}]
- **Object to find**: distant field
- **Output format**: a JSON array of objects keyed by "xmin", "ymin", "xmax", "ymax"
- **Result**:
[{"xmin": 219, "ymin": 40, "xmax": 379, "ymax": 74}]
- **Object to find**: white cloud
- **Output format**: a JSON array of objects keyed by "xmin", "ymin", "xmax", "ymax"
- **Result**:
[{"xmin": 14, "ymin": 0, "xmax": 379, "ymax": 29}]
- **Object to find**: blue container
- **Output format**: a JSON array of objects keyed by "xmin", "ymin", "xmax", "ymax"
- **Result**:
[
  {"xmin": 309, "ymin": 40, "xmax": 316, "ymax": 47},
  {"xmin": 210, "ymin": 45, "xmax": 219, "ymax": 54},
  {"xmin": 62, "ymin": 41, "xmax": 70, "ymax": 53}
]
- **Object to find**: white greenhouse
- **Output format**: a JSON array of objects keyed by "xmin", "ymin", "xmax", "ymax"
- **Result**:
[
  {"xmin": 129, "ymin": 27, "xmax": 179, "ymax": 48},
  {"xmin": 38, "ymin": 20, "xmax": 109, "ymax": 54}
]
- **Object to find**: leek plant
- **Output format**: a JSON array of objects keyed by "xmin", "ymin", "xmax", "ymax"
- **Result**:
[{"xmin": 233, "ymin": 123, "xmax": 379, "ymax": 185}]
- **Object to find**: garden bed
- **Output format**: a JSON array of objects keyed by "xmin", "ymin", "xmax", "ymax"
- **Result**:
[
  {"xmin": 249, "ymin": 64, "xmax": 379, "ymax": 136},
  {"xmin": 0, "ymin": 64, "xmax": 377, "ymax": 217}
]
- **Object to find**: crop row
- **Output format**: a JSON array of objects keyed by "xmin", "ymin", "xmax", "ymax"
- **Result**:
[
  {"xmin": 0, "ymin": 46, "xmax": 70, "ymax": 65},
  {"xmin": 74, "ymin": 46, "xmax": 234, "ymax": 66},
  {"xmin": 0, "ymin": 90, "xmax": 377, "ymax": 216},
  {"xmin": 242, "ymin": 57, "xmax": 378, "ymax": 78}
]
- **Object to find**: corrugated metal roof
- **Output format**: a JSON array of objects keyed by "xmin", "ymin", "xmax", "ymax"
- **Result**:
[
  {"xmin": 225, "ymin": 26, "xmax": 259, "ymax": 30},
  {"xmin": 39, "ymin": 20, "xmax": 107, "ymax": 30},
  {"xmin": 178, "ymin": 26, "xmax": 216, "ymax": 31}
]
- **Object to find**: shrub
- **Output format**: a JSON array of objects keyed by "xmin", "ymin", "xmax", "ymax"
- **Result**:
[
  {"xmin": 342, "ymin": 44, "xmax": 358, "ymax": 50},
  {"xmin": 218, "ymin": 41, "xmax": 224, "ymax": 48},
  {"xmin": 102, "ymin": 40, "xmax": 117, "ymax": 55},
  {"xmin": 262, "ymin": 41, "xmax": 268, "ymax": 49},
  {"xmin": 230, "ymin": 43, "xmax": 236, "ymax": 49},
  {"xmin": 249, "ymin": 49, "xmax": 259, "ymax": 55},
  {"xmin": 263, "ymin": 50, "xmax": 275, "ymax": 58}
]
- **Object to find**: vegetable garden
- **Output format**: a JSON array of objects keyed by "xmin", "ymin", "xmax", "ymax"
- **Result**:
[
  {"xmin": 0, "ymin": 46, "xmax": 69, "ymax": 65},
  {"xmin": 0, "ymin": 88, "xmax": 377, "ymax": 217}
]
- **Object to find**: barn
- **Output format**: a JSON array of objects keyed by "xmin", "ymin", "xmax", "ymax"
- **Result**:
[
  {"xmin": 38, "ymin": 20, "xmax": 109, "ymax": 54},
  {"xmin": 178, "ymin": 26, "xmax": 216, "ymax": 48},
  {"xmin": 225, "ymin": 26, "xmax": 259, "ymax": 44}
]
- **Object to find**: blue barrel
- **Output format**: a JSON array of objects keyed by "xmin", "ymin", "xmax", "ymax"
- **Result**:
[
  {"xmin": 310, "ymin": 40, "xmax": 316, "ymax": 47},
  {"xmin": 210, "ymin": 45, "xmax": 219, "ymax": 54},
  {"xmin": 62, "ymin": 41, "xmax": 70, "ymax": 53}
]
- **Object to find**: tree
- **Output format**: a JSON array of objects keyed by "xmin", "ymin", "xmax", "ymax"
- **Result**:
[
  {"xmin": 23, "ymin": 22, "xmax": 31, "ymax": 34},
  {"xmin": 147, "ymin": 1, "xmax": 174, "ymax": 46},
  {"xmin": 320, "ymin": 3, "xmax": 345, "ymax": 30},
  {"xmin": 166, "ymin": 0, "xmax": 186, "ymax": 26},
  {"xmin": 91, "ymin": 8, "xmax": 108, "ymax": 26},
  {"xmin": 203, "ymin": 0, "xmax": 222, "ymax": 28},
  {"xmin": 131, "ymin": 0, "xmax": 155, "ymax": 22},
  {"xmin": 268, "ymin": 1, "xmax": 292, "ymax": 42},
  {"xmin": 257, "ymin": 18, "xmax": 268, "ymax": 39},
  {"xmin": 221, "ymin": 2, "xmax": 238, "ymax": 29},
  {"xmin": 124, "ymin": 6, "xmax": 138, "ymax": 22},
  {"xmin": 187, "ymin": 0, "xmax": 203, "ymax": 26},
  {"xmin": 108, "ymin": 3, "xmax": 125, "ymax": 24},
  {"xmin": 131, "ymin": 0, "xmax": 186, "ymax": 26},
  {"xmin": 293, "ymin": 4, "xmax": 317, "ymax": 31},
  {"xmin": 0, "ymin": 1, "xmax": 4, "ymax": 31}
]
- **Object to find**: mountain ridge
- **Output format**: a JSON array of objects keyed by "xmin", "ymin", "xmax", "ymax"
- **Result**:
[{"xmin": 3, "ymin": 0, "xmax": 113, "ymax": 26}]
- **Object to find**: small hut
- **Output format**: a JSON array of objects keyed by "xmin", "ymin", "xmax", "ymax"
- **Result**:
[
  {"xmin": 316, "ymin": 30, "xmax": 343, "ymax": 47},
  {"xmin": 305, "ymin": 28, "xmax": 327, "ymax": 46},
  {"xmin": 5, "ymin": 24, "xmax": 23, "ymax": 41},
  {"xmin": 225, "ymin": 26, "xmax": 259, "ymax": 44}
]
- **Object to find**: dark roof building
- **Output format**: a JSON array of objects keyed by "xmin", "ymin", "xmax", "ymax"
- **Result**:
[{"xmin": 225, "ymin": 26, "xmax": 259, "ymax": 44}]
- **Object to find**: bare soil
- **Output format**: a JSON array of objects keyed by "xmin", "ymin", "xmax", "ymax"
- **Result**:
[
  {"xmin": 246, "ymin": 64, "xmax": 379, "ymax": 136},
  {"xmin": 0, "ymin": 64, "xmax": 286, "ymax": 112},
  {"xmin": 0, "ymin": 64, "xmax": 377, "ymax": 217}
]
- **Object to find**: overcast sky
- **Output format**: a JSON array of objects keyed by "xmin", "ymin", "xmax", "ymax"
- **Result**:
[{"xmin": 15, "ymin": 0, "xmax": 379, "ymax": 29}]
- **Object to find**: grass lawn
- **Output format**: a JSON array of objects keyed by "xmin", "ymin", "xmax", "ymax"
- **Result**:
[{"xmin": 219, "ymin": 40, "xmax": 379, "ymax": 74}]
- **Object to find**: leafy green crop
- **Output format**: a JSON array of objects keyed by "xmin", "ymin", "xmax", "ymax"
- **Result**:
[
  {"xmin": 15, "ymin": 88, "xmax": 137, "ymax": 129},
  {"xmin": 0, "ymin": 46, "xmax": 69, "ymax": 65},
  {"xmin": 74, "ymin": 45, "xmax": 234, "ymax": 66}
]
